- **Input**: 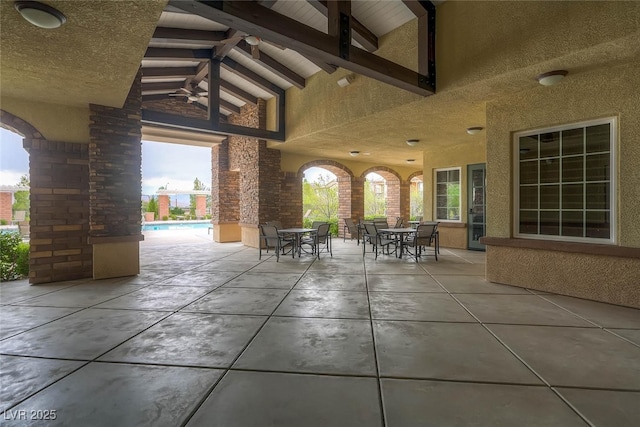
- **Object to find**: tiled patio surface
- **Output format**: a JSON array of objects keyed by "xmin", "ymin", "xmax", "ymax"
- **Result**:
[{"xmin": 1, "ymin": 229, "xmax": 639, "ymax": 426}]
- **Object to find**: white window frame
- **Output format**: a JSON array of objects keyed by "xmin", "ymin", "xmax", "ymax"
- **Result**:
[
  {"xmin": 434, "ymin": 167, "xmax": 462, "ymax": 222},
  {"xmin": 513, "ymin": 117, "xmax": 617, "ymax": 244}
]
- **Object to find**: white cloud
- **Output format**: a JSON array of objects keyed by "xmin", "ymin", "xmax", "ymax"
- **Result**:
[{"xmin": 0, "ymin": 170, "xmax": 27, "ymax": 186}]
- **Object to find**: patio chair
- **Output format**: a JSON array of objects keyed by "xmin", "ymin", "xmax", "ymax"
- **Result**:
[
  {"xmin": 311, "ymin": 221, "xmax": 325, "ymax": 229},
  {"xmin": 343, "ymin": 218, "xmax": 361, "ymax": 243},
  {"xmin": 404, "ymin": 223, "xmax": 438, "ymax": 262},
  {"xmin": 259, "ymin": 224, "xmax": 294, "ymax": 262},
  {"xmin": 301, "ymin": 222, "xmax": 332, "ymax": 259},
  {"xmin": 12, "ymin": 210, "xmax": 26, "ymax": 225},
  {"xmin": 393, "ymin": 217, "xmax": 404, "ymax": 228},
  {"xmin": 362, "ymin": 222, "xmax": 396, "ymax": 259},
  {"xmin": 373, "ymin": 218, "xmax": 389, "ymax": 229},
  {"xmin": 266, "ymin": 220, "xmax": 294, "ymax": 243}
]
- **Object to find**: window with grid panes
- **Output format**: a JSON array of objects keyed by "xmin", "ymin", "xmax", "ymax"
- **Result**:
[
  {"xmin": 435, "ymin": 168, "xmax": 461, "ymax": 221},
  {"xmin": 515, "ymin": 118, "xmax": 615, "ymax": 243}
]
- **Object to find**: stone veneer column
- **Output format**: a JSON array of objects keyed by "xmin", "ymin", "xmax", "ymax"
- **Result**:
[
  {"xmin": 211, "ymin": 140, "xmax": 240, "ymax": 242},
  {"xmin": 24, "ymin": 139, "xmax": 92, "ymax": 284},
  {"xmin": 88, "ymin": 70, "xmax": 143, "ymax": 279},
  {"xmin": 158, "ymin": 195, "xmax": 170, "ymax": 220}
]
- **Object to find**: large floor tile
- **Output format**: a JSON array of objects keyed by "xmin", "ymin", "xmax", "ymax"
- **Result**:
[
  {"xmin": 422, "ymin": 261, "xmax": 486, "ymax": 276},
  {"xmin": 0, "ymin": 355, "xmax": 83, "ymax": 412},
  {"xmin": 374, "ymin": 321, "xmax": 540, "ymax": 384},
  {"xmin": 13, "ymin": 283, "xmax": 143, "ymax": 308},
  {"xmin": 183, "ymin": 288, "xmax": 288, "ymax": 315},
  {"xmin": 222, "ymin": 271, "xmax": 302, "ymax": 289},
  {"xmin": 369, "ymin": 292, "xmax": 475, "ymax": 322},
  {"xmin": 489, "ymin": 324, "xmax": 640, "ymax": 389},
  {"xmin": 157, "ymin": 270, "xmax": 240, "ymax": 287},
  {"xmin": 0, "ymin": 306, "xmax": 80, "ymax": 340},
  {"xmin": 295, "ymin": 273, "xmax": 367, "ymax": 291},
  {"xmin": 307, "ymin": 262, "xmax": 365, "ymax": 275},
  {"xmin": 381, "ymin": 379, "xmax": 586, "ymax": 427},
  {"xmin": 8, "ymin": 362, "xmax": 222, "ymax": 427},
  {"xmin": 0, "ymin": 280, "xmax": 79, "ymax": 305},
  {"xmin": 93, "ymin": 285, "xmax": 212, "ymax": 311},
  {"xmin": 610, "ymin": 328, "xmax": 640, "ymax": 345},
  {"xmin": 249, "ymin": 259, "xmax": 314, "ymax": 273},
  {"xmin": 187, "ymin": 370, "xmax": 382, "ymax": 427},
  {"xmin": 456, "ymin": 294, "xmax": 594, "ymax": 326},
  {"xmin": 234, "ymin": 317, "xmax": 376, "ymax": 375},
  {"xmin": 542, "ymin": 295, "xmax": 640, "ymax": 329},
  {"xmin": 556, "ymin": 387, "xmax": 640, "ymax": 427},
  {"xmin": 0, "ymin": 309, "xmax": 167, "ymax": 359},
  {"xmin": 434, "ymin": 275, "xmax": 530, "ymax": 294},
  {"xmin": 363, "ymin": 260, "xmax": 429, "ymax": 275},
  {"xmin": 274, "ymin": 289, "xmax": 370, "ymax": 319},
  {"xmin": 100, "ymin": 313, "xmax": 265, "ymax": 368},
  {"xmin": 367, "ymin": 274, "xmax": 444, "ymax": 292},
  {"xmin": 193, "ymin": 260, "xmax": 261, "ymax": 272}
]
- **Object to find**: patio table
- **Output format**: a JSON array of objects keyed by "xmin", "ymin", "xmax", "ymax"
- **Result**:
[
  {"xmin": 278, "ymin": 228, "xmax": 316, "ymax": 258},
  {"xmin": 378, "ymin": 228, "xmax": 416, "ymax": 259}
]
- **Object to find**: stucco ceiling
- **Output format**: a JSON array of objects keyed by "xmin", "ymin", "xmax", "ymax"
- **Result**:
[{"xmin": 0, "ymin": 0, "xmax": 166, "ymax": 108}]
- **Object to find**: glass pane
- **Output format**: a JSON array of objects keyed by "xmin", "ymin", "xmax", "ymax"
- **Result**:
[
  {"xmin": 562, "ymin": 156, "xmax": 583, "ymax": 182},
  {"xmin": 436, "ymin": 183, "xmax": 447, "ymax": 196},
  {"xmin": 436, "ymin": 171, "xmax": 447, "ymax": 183},
  {"xmin": 540, "ymin": 158, "xmax": 559, "ymax": 183},
  {"xmin": 586, "ymin": 154, "xmax": 610, "ymax": 181},
  {"xmin": 436, "ymin": 208, "xmax": 447, "ymax": 220},
  {"xmin": 519, "ymin": 135, "xmax": 538, "ymax": 160},
  {"xmin": 473, "ymin": 213, "xmax": 484, "ymax": 223},
  {"xmin": 586, "ymin": 182, "xmax": 609, "ymax": 209},
  {"xmin": 562, "ymin": 211, "xmax": 583, "ymax": 237},
  {"xmin": 519, "ymin": 211, "xmax": 537, "ymax": 234},
  {"xmin": 562, "ymin": 184, "xmax": 583, "ymax": 209},
  {"xmin": 471, "ymin": 225, "xmax": 484, "ymax": 241},
  {"xmin": 586, "ymin": 123, "xmax": 610, "ymax": 153},
  {"xmin": 539, "ymin": 132, "xmax": 560, "ymax": 158},
  {"xmin": 472, "ymin": 170, "xmax": 484, "ymax": 187},
  {"xmin": 472, "ymin": 187, "xmax": 484, "ymax": 206},
  {"xmin": 520, "ymin": 186, "xmax": 538, "ymax": 210},
  {"xmin": 436, "ymin": 195, "xmax": 447, "ymax": 209},
  {"xmin": 448, "ymin": 207, "xmax": 460, "ymax": 221},
  {"xmin": 586, "ymin": 211, "xmax": 610, "ymax": 239},
  {"xmin": 447, "ymin": 183, "xmax": 460, "ymax": 208},
  {"xmin": 540, "ymin": 211, "xmax": 560, "ymax": 235},
  {"xmin": 562, "ymin": 128, "xmax": 584, "ymax": 156},
  {"xmin": 540, "ymin": 185, "xmax": 559, "ymax": 209},
  {"xmin": 449, "ymin": 169, "xmax": 460, "ymax": 182},
  {"xmin": 520, "ymin": 161, "xmax": 538, "ymax": 185}
]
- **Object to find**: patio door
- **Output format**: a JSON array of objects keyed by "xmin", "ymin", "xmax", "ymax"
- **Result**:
[{"xmin": 467, "ymin": 163, "xmax": 486, "ymax": 251}]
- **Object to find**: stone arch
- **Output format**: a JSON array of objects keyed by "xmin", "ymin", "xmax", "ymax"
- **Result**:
[
  {"xmin": 298, "ymin": 160, "xmax": 359, "ymax": 236},
  {"xmin": 0, "ymin": 110, "xmax": 43, "ymax": 140},
  {"xmin": 360, "ymin": 166, "xmax": 407, "ymax": 223},
  {"xmin": 408, "ymin": 170, "xmax": 423, "ymax": 182}
]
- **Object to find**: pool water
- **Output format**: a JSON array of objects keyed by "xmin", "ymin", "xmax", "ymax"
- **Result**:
[{"xmin": 142, "ymin": 221, "xmax": 211, "ymax": 231}]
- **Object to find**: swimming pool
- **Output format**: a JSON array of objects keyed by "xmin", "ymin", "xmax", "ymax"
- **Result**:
[{"xmin": 142, "ymin": 221, "xmax": 211, "ymax": 231}]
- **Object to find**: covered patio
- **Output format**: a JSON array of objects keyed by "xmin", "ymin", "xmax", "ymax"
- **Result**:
[{"xmin": 1, "ymin": 233, "xmax": 639, "ymax": 425}]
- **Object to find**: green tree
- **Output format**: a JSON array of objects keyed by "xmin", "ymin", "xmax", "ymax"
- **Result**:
[
  {"xmin": 410, "ymin": 182, "xmax": 423, "ymax": 219},
  {"xmin": 190, "ymin": 177, "xmax": 209, "ymax": 217},
  {"xmin": 302, "ymin": 174, "xmax": 338, "ymax": 220},
  {"xmin": 12, "ymin": 175, "xmax": 30, "ymax": 216},
  {"xmin": 147, "ymin": 196, "xmax": 158, "ymax": 218},
  {"xmin": 364, "ymin": 179, "xmax": 386, "ymax": 217}
]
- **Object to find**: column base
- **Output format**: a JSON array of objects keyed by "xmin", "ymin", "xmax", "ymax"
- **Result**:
[
  {"xmin": 90, "ymin": 235, "xmax": 143, "ymax": 280},
  {"xmin": 212, "ymin": 223, "xmax": 241, "ymax": 243}
]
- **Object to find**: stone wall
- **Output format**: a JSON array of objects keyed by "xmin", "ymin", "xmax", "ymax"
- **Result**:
[
  {"xmin": 280, "ymin": 172, "xmax": 302, "ymax": 228},
  {"xmin": 24, "ymin": 139, "xmax": 92, "ymax": 283}
]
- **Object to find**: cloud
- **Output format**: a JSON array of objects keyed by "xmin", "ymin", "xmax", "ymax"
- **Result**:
[{"xmin": 0, "ymin": 170, "xmax": 27, "ymax": 186}]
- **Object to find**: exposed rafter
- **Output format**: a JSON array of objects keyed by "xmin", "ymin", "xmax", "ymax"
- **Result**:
[
  {"xmin": 235, "ymin": 40, "xmax": 306, "ymax": 89},
  {"xmin": 152, "ymin": 27, "xmax": 227, "ymax": 43},
  {"xmin": 219, "ymin": 98, "xmax": 242, "ymax": 114},
  {"xmin": 144, "ymin": 47, "xmax": 212, "ymax": 61},
  {"xmin": 141, "ymin": 67, "xmax": 198, "ymax": 81},
  {"xmin": 221, "ymin": 57, "xmax": 283, "ymax": 96},
  {"xmin": 168, "ymin": 0, "xmax": 434, "ymax": 96},
  {"xmin": 217, "ymin": 79, "xmax": 259, "ymax": 105},
  {"xmin": 307, "ymin": 0, "xmax": 378, "ymax": 52},
  {"xmin": 214, "ymin": 29, "xmax": 241, "ymax": 59},
  {"xmin": 141, "ymin": 81, "xmax": 184, "ymax": 93}
]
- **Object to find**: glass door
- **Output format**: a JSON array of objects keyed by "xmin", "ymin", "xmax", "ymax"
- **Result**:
[{"xmin": 467, "ymin": 163, "xmax": 486, "ymax": 251}]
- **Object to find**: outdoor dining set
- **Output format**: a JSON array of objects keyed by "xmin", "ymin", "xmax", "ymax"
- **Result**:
[{"xmin": 259, "ymin": 218, "xmax": 439, "ymax": 262}]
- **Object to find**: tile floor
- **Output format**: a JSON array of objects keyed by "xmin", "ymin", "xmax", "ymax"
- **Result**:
[{"xmin": 1, "ymin": 229, "xmax": 639, "ymax": 426}]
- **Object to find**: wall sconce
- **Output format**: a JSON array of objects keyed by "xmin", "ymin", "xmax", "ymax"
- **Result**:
[
  {"xmin": 406, "ymin": 139, "xmax": 419, "ymax": 147},
  {"xmin": 536, "ymin": 70, "xmax": 568, "ymax": 86},
  {"xmin": 466, "ymin": 127, "xmax": 484, "ymax": 135},
  {"xmin": 349, "ymin": 151, "xmax": 360, "ymax": 157},
  {"xmin": 15, "ymin": 1, "xmax": 67, "ymax": 29},
  {"xmin": 337, "ymin": 74, "xmax": 355, "ymax": 87}
]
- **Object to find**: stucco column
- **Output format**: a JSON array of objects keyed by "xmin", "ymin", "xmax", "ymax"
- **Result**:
[
  {"xmin": 158, "ymin": 195, "xmax": 170, "ymax": 220},
  {"xmin": 195, "ymin": 194, "xmax": 206, "ymax": 217}
]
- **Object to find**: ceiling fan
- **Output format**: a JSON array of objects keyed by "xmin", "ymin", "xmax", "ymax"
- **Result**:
[
  {"xmin": 219, "ymin": 34, "xmax": 263, "ymax": 59},
  {"xmin": 169, "ymin": 87, "xmax": 208, "ymax": 104}
]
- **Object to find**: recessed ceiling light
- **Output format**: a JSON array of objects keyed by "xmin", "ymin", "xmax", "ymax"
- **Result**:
[
  {"xmin": 406, "ymin": 139, "xmax": 419, "ymax": 146},
  {"xmin": 406, "ymin": 159, "xmax": 416, "ymax": 164},
  {"xmin": 15, "ymin": 1, "xmax": 66, "ymax": 29},
  {"xmin": 536, "ymin": 70, "xmax": 568, "ymax": 86},
  {"xmin": 349, "ymin": 151, "xmax": 360, "ymax": 157},
  {"xmin": 466, "ymin": 127, "xmax": 484, "ymax": 135}
]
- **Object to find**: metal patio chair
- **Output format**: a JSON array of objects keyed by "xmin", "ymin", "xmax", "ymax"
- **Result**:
[{"xmin": 259, "ymin": 224, "xmax": 294, "ymax": 261}]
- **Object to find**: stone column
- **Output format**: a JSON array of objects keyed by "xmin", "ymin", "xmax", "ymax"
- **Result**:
[
  {"xmin": 158, "ymin": 195, "xmax": 170, "ymax": 220},
  {"xmin": 337, "ymin": 177, "xmax": 352, "ymax": 238},
  {"xmin": 211, "ymin": 140, "xmax": 240, "ymax": 242},
  {"xmin": 88, "ymin": 69, "xmax": 143, "ymax": 279},
  {"xmin": 399, "ymin": 180, "xmax": 411, "ymax": 223},
  {"xmin": 350, "ymin": 176, "xmax": 365, "ymax": 224},
  {"xmin": 386, "ymin": 180, "xmax": 401, "ymax": 220}
]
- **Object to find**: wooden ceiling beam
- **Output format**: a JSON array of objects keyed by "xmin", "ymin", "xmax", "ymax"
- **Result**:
[
  {"xmin": 221, "ymin": 57, "xmax": 282, "ymax": 95},
  {"xmin": 215, "ymin": 79, "xmax": 258, "ymax": 105},
  {"xmin": 235, "ymin": 40, "xmax": 305, "ymax": 89},
  {"xmin": 219, "ymin": 99, "xmax": 242, "ymax": 114},
  {"xmin": 214, "ymin": 29, "xmax": 241, "ymax": 59},
  {"xmin": 142, "ymin": 67, "xmax": 198, "ymax": 80},
  {"xmin": 141, "ymin": 81, "xmax": 184, "ymax": 92},
  {"xmin": 401, "ymin": 0, "xmax": 435, "ymax": 17},
  {"xmin": 401, "ymin": 0, "xmax": 436, "ymax": 84},
  {"xmin": 168, "ymin": 0, "xmax": 433, "ymax": 96},
  {"xmin": 152, "ymin": 27, "xmax": 227, "ymax": 43},
  {"xmin": 308, "ymin": 0, "xmax": 379, "ymax": 52},
  {"xmin": 144, "ymin": 47, "xmax": 212, "ymax": 61}
]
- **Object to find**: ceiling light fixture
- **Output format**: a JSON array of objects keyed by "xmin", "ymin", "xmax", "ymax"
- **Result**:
[
  {"xmin": 14, "ymin": 1, "xmax": 66, "ymax": 29},
  {"xmin": 466, "ymin": 127, "xmax": 484, "ymax": 135},
  {"xmin": 337, "ymin": 74, "xmax": 355, "ymax": 87},
  {"xmin": 536, "ymin": 70, "xmax": 568, "ymax": 86},
  {"xmin": 245, "ymin": 35, "xmax": 261, "ymax": 46},
  {"xmin": 349, "ymin": 151, "xmax": 360, "ymax": 157},
  {"xmin": 406, "ymin": 159, "xmax": 416, "ymax": 164},
  {"xmin": 406, "ymin": 139, "xmax": 419, "ymax": 147}
]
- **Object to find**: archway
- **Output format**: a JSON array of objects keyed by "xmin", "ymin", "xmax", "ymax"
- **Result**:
[
  {"xmin": 408, "ymin": 171, "xmax": 424, "ymax": 220},
  {"xmin": 361, "ymin": 166, "xmax": 405, "ymax": 225}
]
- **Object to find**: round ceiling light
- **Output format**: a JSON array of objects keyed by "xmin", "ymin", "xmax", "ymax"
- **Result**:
[
  {"xmin": 406, "ymin": 139, "xmax": 419, "ymax": 147},
  {"xmin": 536, "ymin": 70, "xmax": 568, "ymax": 86},
  {"xmin": 466, "ymin": 127, "xmax": 484, "ymax": 135},
  {"xmin": 406, "ymin": 159, "xmax": 416, "ymax": 164},
  {"xmin": 15, "ymin": 1, "xmax": 66, "ymax": 29},
  {"xmin": 349, "ymin": 151, "xmax": 360, "ymax": 157}
]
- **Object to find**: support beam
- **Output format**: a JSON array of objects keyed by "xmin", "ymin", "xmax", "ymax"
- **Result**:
[
  {"xmin": 152, "ymin": 27, "xmax": 227, "ymax": 43},
  {"xmin": 142, "ymin": 67, "xmax": 198, "ymax": 80},
  {"xmin": 401, "ymin": 0, "xmax": 435, "ymax": 17},
  {"xmin": 401, "ymin": 0, "xmax": 436, "ymax": 86},
  {"xmin": 214, "ymin": 29, "xmax": 241, "ymax": 59},
  {"xmin": 144, "ymin": 47, "xmax": 212, "ymax": 61},
  {"xmin": 216, "ymin": 79, "xmax": 258, "ymax": 105},
  {"xmin": 308, "ymin": 0, "xmax": 378, "ymax": 52},
  {"xmin": 221, "ymin": 57, "xmax": 283, "ymax": 96},
  {"xmin": 235, "ymin": 40, "xmax": 306, "ymax": 89},
  {"xmin": 168, "ymin": 0, "xmax": 433, "ymax": 95},
  {"xmin": 141, "ymin": 81, "xmax": 184, "ymax": 93},
  {"xmin": 220, "ymin": 99, "xmax": 241, "ymax": 114}
]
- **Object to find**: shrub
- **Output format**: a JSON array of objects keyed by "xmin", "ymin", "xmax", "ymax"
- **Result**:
[
  {"xmin": 162, "ymin": 216, "xmax": 168, "ymax": 221},
  {"xmin": 0, "ymin": 232, "xmax": 27, "ymax": 281},
  {"xmin": 16, "ymin": 242, "xmax": 30, "ymax": 277},
  {"xmin": 0, "ymin": 219, "xmax": 7, "ymax": 225},
  {"xmin": 303, "ymin": 218, "xmax": 339, "ymax": 237}
]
